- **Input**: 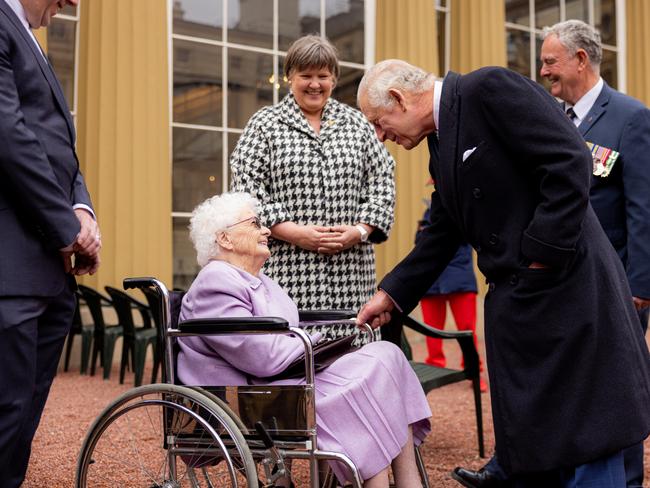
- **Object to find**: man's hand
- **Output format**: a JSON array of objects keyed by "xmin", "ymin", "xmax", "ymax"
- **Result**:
[
  {"xmin": 356, "ymin": 290, "xmax": 395, "ymax": 329},
  {"xmin": 74, "ymin": 208, "xmax": 101, "ymax": 257},
  {"xmin": 633, "ymin": 296, "xmax": 650, "ymax": 311},
  {"xmin": 71, "ymin": 252, "xmax": 101, "ymax": 276}
]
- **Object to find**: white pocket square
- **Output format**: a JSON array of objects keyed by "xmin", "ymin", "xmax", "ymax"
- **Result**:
[{"xmin": 462, "ymin": 147, "xmax": 477, "ymax": 162}]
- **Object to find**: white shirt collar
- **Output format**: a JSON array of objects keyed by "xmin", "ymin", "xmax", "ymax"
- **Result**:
[
  {"xmin": 3, "ymin": 0, "xmax": 47, "ymax": 60},
  {"xmin": 433, "ymin": 79, "xmax": 443, "ymax": 133},
  {"xmin": 566, "ymin": 77, "xmax": 604, "ymax": 126},
  {"xmin": 4, "ymin": 0, "xmax": 31, "ymax": 30}
]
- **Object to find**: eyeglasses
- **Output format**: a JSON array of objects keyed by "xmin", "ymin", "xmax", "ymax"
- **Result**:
[{"xmin": 226, "ymin": 216, "xmax": 262, "ymax": 230}]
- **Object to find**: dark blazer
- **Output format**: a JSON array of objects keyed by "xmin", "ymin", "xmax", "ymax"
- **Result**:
[
  {"xmin": 0, "ymin": 1, "xmax": 92, "ymax": 297},
  {"xmin": 381, "ymin": 67, "xmax": 650, "ymax": 474},
  {"xmin": 416, "ymin": 207, "xmax": 477, "ymax": 295},
  {"xmin": 578, "ymin": 82, "xmax": 650, "ymax": 300}
]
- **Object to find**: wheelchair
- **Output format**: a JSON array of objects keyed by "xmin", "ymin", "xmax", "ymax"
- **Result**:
[{"xmin": 75, "ymin": 277, "xmax": 431, "ymax": 487}]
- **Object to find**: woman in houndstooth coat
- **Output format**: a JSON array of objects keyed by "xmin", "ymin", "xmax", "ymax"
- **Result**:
[{"xmin": 230, "ymin": 36, "xmax": 395, "ymax": 311}]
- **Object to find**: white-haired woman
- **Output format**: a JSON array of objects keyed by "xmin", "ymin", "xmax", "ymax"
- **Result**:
[
  {"xmin": 230, "ymin": 35, "xmax": 395, "ymax": 312},
  {"xmin": 177, "ymin": 192, "xmax": 431, "ymax": 488}
]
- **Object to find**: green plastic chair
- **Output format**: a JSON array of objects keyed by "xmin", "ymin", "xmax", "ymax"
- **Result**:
[
  {"xmin": 105, "ymin": 286, "xmax": 160, "ymax": 387},
  {"xmin": 78, "ymin": 285, "xmax": 124, "ymax": 380}
]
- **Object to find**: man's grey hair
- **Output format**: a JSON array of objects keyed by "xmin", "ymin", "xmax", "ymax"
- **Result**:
[
  {"xmin": 189, "ymin": 192, "xmax": 260, "ymax": 267},
  {"xmin": 357, "ymin": 59, "xmax": 434, "ymax": 109},
  {"xmin": 543, "ymin": 20, "xmax": 602, "ymax": 71}
]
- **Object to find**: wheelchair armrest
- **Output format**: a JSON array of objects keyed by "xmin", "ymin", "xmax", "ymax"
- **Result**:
[
  {"xmin": 298, "ymin": 309, "xmax": 356, "ymax": 321},
  {"xmin": 178, "ymin": 317, "xmax": 289, "ymax": 334},
  {"xmin": 402, "ymin": 315, "xmax": 480, "ymax": 375}
]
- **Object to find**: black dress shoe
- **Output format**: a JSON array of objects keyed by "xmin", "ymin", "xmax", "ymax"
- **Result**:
[{"xmin": 451, "ymin": 467, "xmax": 508, "ymax": 488}]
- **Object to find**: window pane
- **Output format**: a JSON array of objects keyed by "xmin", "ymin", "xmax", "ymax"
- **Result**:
[
  {"xmin": 173, "ymin": 218, "xmax": 201, "ymax": 290},
  {"xmin": 506, "ymin": 29, "xmax": 531, "ymax": 78},
  {"xmin": 436, "ymin": 10, "xmax": 446, "ymax": 76},
  {"xmin": 173, "ymin": 39, "xmax": 223, "ymax": 126},
  {"xmin": 278, "ymin": 56, "xmax": 290, "ymax": 100},
  {"xmin": 595, "ymin": 0, "xmax": 616, "ymax": 46},
  {"xmin": 173, "ymin": 0, "xmax": 223, "ymax": 41},
  {"xmin": 506, "ymin": 0, "xmax": 530, "ymax": 26},
  {"xmin": 61, "ymin": 4, "xmax": 77, "ymax": 16},
  {"xmin": 436, "ymin": 0, "xmax": 447, "ymax": 7},
  {"xmin": 327, "ymin": 0, "xmax": 364, "ymax": 64},
  {"xmin": 228, "ymin": 0, "xmax": 273, "ymax": 49},
  {"xmin": 279, "ymin": 0, "xmax": 320, "ymax": 52},
  {"xmin": 47, "ymin": 18, "xmax": 76, "ymax": 108},
  {"xmin": 565, "ymin": 0, "xmax": 589, "ymax": 22},
  {"xmin": 227, "ymin": 132, "xmax": 242, "ymax": 189},
  {"xmin": 535, "ymin": 33, "xmax": 552, "ymax": 89},
  {"xmin": 173, "ymin": 127, "xmax": 223, "ymax": 213},
  {"xmin": 601, "ymin": 48, "xmax": 617, "ymax": 89},
  {"xmin": 332, "ymin": 66, "xmax": 363, "ymax": 109},
  {"xmin": 534, "ymin": 0, "xmax": 559, "ymax": 30},
  {"xmin": 227, "ymin": 49, "xmax": 274, "ymax": 129}
]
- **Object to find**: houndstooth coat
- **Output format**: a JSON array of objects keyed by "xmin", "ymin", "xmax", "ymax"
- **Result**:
[{"xmin": 230, "ymin": 94, "xmax": 395, "ymax": 311}]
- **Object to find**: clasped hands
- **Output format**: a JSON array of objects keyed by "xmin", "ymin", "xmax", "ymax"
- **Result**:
[
  {"xmin": 60, "ymin": 209, "xmax": 102, "ymax": 276},
  {"xmin": 281, "ymin": 223, "xmax": 364, "ymax": 255}
]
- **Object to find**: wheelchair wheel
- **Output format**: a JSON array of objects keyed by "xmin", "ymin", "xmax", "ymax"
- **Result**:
[{"xmin": 76, "ymin": 384, "xmax": 257, "ymax": 487}]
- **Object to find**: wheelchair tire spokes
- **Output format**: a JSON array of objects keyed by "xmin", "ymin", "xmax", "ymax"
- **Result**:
[{"xmin": 76, "ymin": 384, "xmax": 258, "ymax": 488}]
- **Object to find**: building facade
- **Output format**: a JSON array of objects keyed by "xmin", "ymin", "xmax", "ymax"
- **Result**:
[{"xmin": 39, "ymin": 0, "xmax": 650, "ymax": 293}]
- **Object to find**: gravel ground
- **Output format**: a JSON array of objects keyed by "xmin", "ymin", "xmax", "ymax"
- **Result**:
[{"xmin": 23, "ymin": 325, "xmax": 650, "ymax": 487}]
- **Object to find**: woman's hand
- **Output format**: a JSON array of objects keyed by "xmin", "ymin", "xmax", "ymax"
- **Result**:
[
  {"xmin": 318, "ymin": 225, "xmax": 362, "ymax": 253},
  {"xmin": 271, "ymin": 222, "xmax": 343, "ymax": 253}
]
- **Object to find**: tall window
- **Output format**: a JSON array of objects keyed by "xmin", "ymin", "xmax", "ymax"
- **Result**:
[
  {"xmin": 435, "ymin": 0, "xmax": 450, "ymax": 77},
  {"xmin": 505, "ymin": 0, "xmax": 621, "ymax": 89},
  {"xmin": 170, "ymin": 0, "xmax": 372, "ymax": 288},
  {"xmin": 47, "ymin": 3, "xmax": 80, "ymax": 120}
]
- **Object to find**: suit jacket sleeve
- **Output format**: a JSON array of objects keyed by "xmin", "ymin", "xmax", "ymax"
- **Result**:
[
  {"xmin": 0, "ymin": 28, "xmax": 79, "ymax": 249},
  {"xmin": 480, "ymin": 69, "xmax": 591, "ymax": 268},
  {"xmin": 620, "ymin": 107, "xmax": 650, "ymax": 298},
  {"xmin": 380, "ymin": 189, "xmax": 463, "ymax": 313}
]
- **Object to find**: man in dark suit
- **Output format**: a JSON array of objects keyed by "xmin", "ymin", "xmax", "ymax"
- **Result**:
[
  {"xmin": 0, "ymin": 0, "xmax": 100, "ymax": 486},
  {"xmin": 356, "ymin": 59, "xmax": 650, "ymax": 487},
  {"xmin": 451, "ymin": 20, "xmax": 650, "ymax": 488}
]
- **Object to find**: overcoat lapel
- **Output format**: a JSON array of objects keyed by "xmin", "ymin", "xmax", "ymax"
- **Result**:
[
  {"xmin": 0, "ymin": 1, "xmax": 76, "ymax": 143},
  {"xmin": 436, "ymin": 71, "xmax": 465, "ymax": 232},
  {"xmin": 579, "ymin": 83, "xmax": 611, "ymax": 137}
]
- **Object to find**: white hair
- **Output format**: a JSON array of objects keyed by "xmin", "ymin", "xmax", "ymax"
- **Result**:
[
  {"xmin": 189, "ymin": 192, "xmax": 260, "ymax": 267},
  {"xmin": 357, "ymin": 59, "xmax": 434, "ymax": 109}
]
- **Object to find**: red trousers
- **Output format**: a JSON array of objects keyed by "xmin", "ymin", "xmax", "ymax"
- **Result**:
[{"xmin": 420, "ymin": 292, "xmax": 483, "ymax": 371}]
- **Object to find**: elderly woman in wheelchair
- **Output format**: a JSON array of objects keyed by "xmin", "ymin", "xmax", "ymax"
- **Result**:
[{"xmin": 176, "ymin": 192, "xmax": 431, "ymax": 488}]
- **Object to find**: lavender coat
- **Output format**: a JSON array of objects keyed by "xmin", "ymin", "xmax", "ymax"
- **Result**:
[{"xmin": 177, "ymin": 260, "xmax": 431, "ymax": 482}]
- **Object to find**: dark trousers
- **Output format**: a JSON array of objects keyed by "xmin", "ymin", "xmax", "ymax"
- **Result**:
[
  {"xmin": 485, "ymin": 448, "xmax": 635, "ymax": 488},
  {"xmin": 0, "ymin": 286, "xmax": 75, "ymax": 488}
]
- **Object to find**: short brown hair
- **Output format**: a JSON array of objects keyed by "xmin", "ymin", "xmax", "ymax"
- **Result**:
[{"xmin": 284, "ymin": 35, "xmax": 340, "ymax": 81}]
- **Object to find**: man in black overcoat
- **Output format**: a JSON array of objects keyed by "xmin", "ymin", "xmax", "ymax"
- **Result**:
[{"xmin": 356, "ymin": 59, "xmax": 650, "ymax": 486}]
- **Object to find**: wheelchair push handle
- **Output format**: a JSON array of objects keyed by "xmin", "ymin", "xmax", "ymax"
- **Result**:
[{"xmin": 123, "ymin": 277, "xmax": 160, "ymax": 291}]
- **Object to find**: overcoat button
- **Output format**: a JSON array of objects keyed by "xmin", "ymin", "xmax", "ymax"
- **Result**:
[
  {"xmin": 472, "ymin": 188, "xmax": 482, "ymax": 199},
  {"xmin": 509, "ymin": 274, "xmax": 518, "ymax": 285},
  {"xmin": 488, "ymin": 233, "xmax": 499, "ymax": 245},
  {"xmin": 488, "ymin": 283, "xmax": 495, "ymax": 292}
]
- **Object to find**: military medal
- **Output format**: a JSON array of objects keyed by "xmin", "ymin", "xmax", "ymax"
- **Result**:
[{"xmin": 586, "ymin": 141, "xmax": 619, "ymax": 177}]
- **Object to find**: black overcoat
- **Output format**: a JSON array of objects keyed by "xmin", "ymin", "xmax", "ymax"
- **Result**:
[{"xmin": 381, "ymin": 67, "xmax": 650, "ymax": 474}]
